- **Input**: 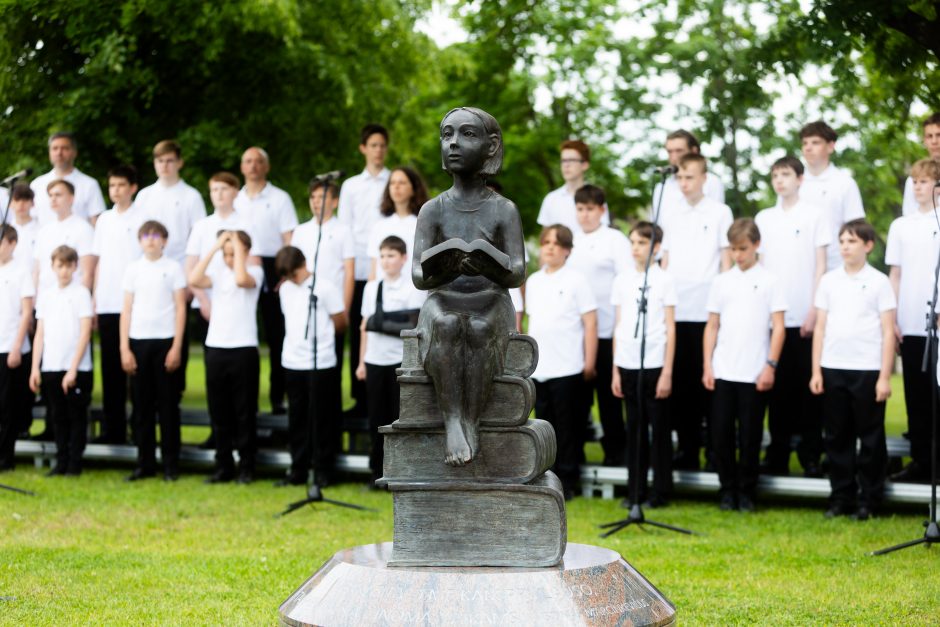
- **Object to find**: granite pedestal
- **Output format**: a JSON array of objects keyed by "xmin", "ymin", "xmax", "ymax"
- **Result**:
[{"xmin": 278, "ymin": 542, "xmax": 676, "ymax": 626}]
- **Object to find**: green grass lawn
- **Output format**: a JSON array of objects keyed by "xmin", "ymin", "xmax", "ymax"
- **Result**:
[
  {"xmin": 4, "ymin": 347, "xmax": 936, "ymax": 624},
  {"xmin": 1, "ymin": 471, "xmax": 937, "ymax": 625}
]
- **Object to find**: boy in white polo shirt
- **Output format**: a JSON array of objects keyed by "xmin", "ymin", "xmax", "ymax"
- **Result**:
[
  {"xmin": 29, "ymin": 245, "xmax": 93, "ymax": 476},
  {"xmin": 755, "ymin": 155, "xmax": 830, "ymax": 477},
  {"xmin": 190, "ymin": 230, "xmax": 264, "ymax": 485},
  {"xmin": 536, "ymin": 140, "xmax": 609, "ymax": 234},
  {"xmin": 275, "ymin": 246, "xmax": 347, "ymax": 487},
  {"xmin": 703, "ymin": 219, "xmax": 787, "ymax": 512},
  {"xmin": 33, "ymin": 179, "xmax": 95, "ymax": 298},
  {"xmin": 526, "ymin": 224, "xmax": 598, "ymax": 500},
  {"xmin": 0, "ymin": 226, "xmax": 35, "ymax": 471},
  {"xmin": 798, "ymin": 121, "xmax": 865, "ymax": 271},
  {"xmin": 120, "ymin": 220, "xmax": 187, "ymax": 482},
  {"xmin": 6, "ymin": 185, "xmax": 39, "ymax": 269},
  {"xmin": 291, "ymin": 180, "xmax": 355, "ymax": 371},
  {"xmin": 901, "ymin": 113, "xmax": 940, "ymax": 215},
  {"xmin": 356, "ymin": 236, "xmax": 426, "ymax": 484},
  {"xmin": 811, "ymin": 219, "xmax": 896, "ymax": 520},
  {"xmin": 567, "ymin": 184, "xmax": 631, "ymax": 466},
  {"xmin": 611, "ymin": 222, "xmax": 677, "ymax": 507},
  {"xmin": 92, "ymin": 165, "xmax": 145, "ymax": 445},
  {"xmin": 660, "ymin": 153, "xmax": 733, "ymax": 471},
  {"xmin": 652, "ymin": 129, "xmax": 725, "ymax": 222},
  {"xmin": 884, "ymin": 158, "xmax": 940, "ymax": 484}
]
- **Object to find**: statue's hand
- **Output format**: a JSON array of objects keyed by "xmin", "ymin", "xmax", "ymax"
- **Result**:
[{"xmin": 459, "ymin": 256, "xmax": 483, "ymax": 275}]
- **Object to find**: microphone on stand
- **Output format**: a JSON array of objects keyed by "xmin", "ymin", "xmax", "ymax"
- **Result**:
[
  {"xmin": 310, "ymin": 170, "xmax": 345, "ymax": 183},
  {"xmin": 1, "ymin": 168, "xmax": 33, "ymax": 186},
  {"xmin": 652, "ymin": 165, "xmax": 678, "ymax": 175}
]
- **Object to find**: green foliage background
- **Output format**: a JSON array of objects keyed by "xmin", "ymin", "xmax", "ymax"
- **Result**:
[{"xmin": 0, "ymin": 0, "xmax": 938, "ymax": 239}]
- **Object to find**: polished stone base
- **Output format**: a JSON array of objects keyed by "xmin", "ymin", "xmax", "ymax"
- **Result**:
[{"xmin": 278, "ymin": 542, "xmax": 676, "ymax": 626}]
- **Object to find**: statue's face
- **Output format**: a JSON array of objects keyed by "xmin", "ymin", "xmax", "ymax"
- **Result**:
[{"xmin": 440, "ymin": 110, "xmax": 490, "ymax": 174}]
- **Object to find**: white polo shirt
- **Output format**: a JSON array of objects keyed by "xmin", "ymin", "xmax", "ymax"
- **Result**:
[
  {"xmin": 567, "ymin": 226, "xmax": 632, "ymax": 339},
  {"xmin": 799, "ymin": 164, "xmax": 865, "ymax": 270},
  {"xmin": 9, "ymin": 220, "xmax": 39, "ymax": 270},
  {"xmin": 30, "ymin": 167, "xmax": 107, "ymax": 226},
  {"xmin": 92, "ymin": 205, "xmax": 147, "ymax": 314},
  {"xmin": 33, "ymin": 214, "xmax": 95, "ymax": 302},
  {"xmin": 755, "ymin": 199, "xmax": 830, "ymax": 328},
  {"xmin": 204, "ymin": 264, "xmax": 264, "ymax": 349},
  {"xmin": 884, "ymin": 210, "xmax": 940, "ymax": 337},
  {"xmin": 526, "ymin": 264, "xmax": 597, "ymax": 381},
  {"xmin": 279, "ymin": 275, "xmax": 345, "ymax": 371},
  {"xmin": 706, "ymin": 264, "xmax": 787, "ymax": 383},
  {"xmin": 367, "ymin": 213, "xmax": 418, "ymax": 279},
  {"xmin": 337, "ymin": 168, "xmax": 390, "ymax": 281},
  {"xmin": 290, "ymin": 217, "xmax": 355, "ymax": 298},
  {"xmin": 610, "ymin": 264, "xmax": 677, "ymax": 370},
  {"xmin": 122, "ymin": 256, "xmax": 186, "ymax": 340},
  {"xmin": 660, "ymin": 196, "xmax": 733, "ymax": 322},
  {"xmin": 536, "ymin": 185, "xmax": 610, "ymax": 233},
  {"xmin": 815, "ymin": 264, "xmax": 896, "ymax": 371},
  {"xmin": 36, "ymin": 282, "xmax": 93, "ymax": 372},
  {"xmin": 651, "ymin": 173, "xmax": 725, "ymax": 223},
  {"xmin": 361, "ymin": 273, "xmax": 426, "ymax": 366},
  {"xmin": 0, "ymin": 261, "xmax": 35, "ymax": 355},
  {"xmin": 134, "ymin": 179, "xmax": 207, "ymax": 264},
  {"xmin": 233, "ymin": 182, "xmax": 298, "ymax": 257}
]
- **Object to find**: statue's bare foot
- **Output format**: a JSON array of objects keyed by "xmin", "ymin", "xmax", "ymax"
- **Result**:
[
  {"xmin": 463, "ymin": 421, "xmax": 479, "ymax": 458},
  {"xmin": 444, "ymin": 419, "xmax": 473, "ymax": 466}
]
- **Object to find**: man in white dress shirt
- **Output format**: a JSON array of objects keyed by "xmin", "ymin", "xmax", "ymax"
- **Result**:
[
  {"xmin": 234, "ymin": 146, "xmax": 298, "ymax": 413},
  {"xmin": 337, "ymin": 124, "xmax": 390, "ymax": 416},
  {"xmin": 29, "ymin": 132, "xmax": 107, "ymax": 227}
]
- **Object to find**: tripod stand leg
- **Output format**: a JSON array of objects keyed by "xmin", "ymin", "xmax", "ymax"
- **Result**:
[
  {"xmin": 321, "ymin": 497, "xmax": 376, "ymax": 511},
  {"xmin": 0, "ymin": 483, "xmax": 35, "ymax": 496},
  {"xmin": 643, "ymin": 519, "xmax": 694, "ymax": 535},
  {"xmin": 599, "ymin": 520, "xmax": 635, "ymax": 538},
  {"xmin": 870, "ymin": 537, "xmax": 927, "ymax": 556}
]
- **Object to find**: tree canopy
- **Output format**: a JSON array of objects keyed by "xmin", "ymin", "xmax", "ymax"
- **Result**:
[{"xmin": 1, "ymin": 0, "xmax": 937, "ymax": 237}]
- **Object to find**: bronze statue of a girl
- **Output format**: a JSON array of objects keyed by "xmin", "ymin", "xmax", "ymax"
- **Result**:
[{"xmin": 412, "ymin": 108, "xmax": 526, "ymax": 466}]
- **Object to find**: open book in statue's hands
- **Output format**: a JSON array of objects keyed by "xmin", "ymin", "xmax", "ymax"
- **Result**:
[{"xmin": 420, "ymin": 238, "xmax": 511, "ymax": 278}]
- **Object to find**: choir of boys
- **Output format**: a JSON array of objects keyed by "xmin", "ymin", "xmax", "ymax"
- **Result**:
[{"xmin": 6, "ymin": 117, "xmax": 937, "ymax": 522}]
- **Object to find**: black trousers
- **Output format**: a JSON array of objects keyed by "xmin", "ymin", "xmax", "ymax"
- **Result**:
[
  {"xmin": 285, "ymin": 367, "xmax": 342, "ymax": 481},
  {"xmin": 348, "ymin": 280, "xmax": 368, "ymax": 411},
  {"xmin": 535, "ymin": 373, "xmax": 584, "ymax": 493},
  {"xmin": 588, "ymin": 338, "xmax": 625, "ymax": 465},
  {"xmin": 620, "ymin": 367, "xmax": 673, "ymax": 502},
  {"xmin": 97, "ymin": 313, "xmax": 128, "ymax": 443},
  {"xmin": 0, "ymin": 352, "xmax": 31, "ymax": 468},
  {"xmin": 42, "ymin": 370, "xmax": 92, "ymax": 472},
  {"xmin": 672, "ymin": 321, "xmax": 708, "ymax": 468},
  {"xmin": 205, "ymin": 346, "xmax": 260, "ymax": 473},
  {"xmin": 765, "ymin": 327, "xmax": 822, "ymax": 472},
  {"xmin": 366, "ymin": 362, "xmax": 400, "ymax": 480},
  {"xmin": 900, "ymin": 336, "xmax": 935, "ymax": 468},
  {"xmin": 259, "ymin": 256, "xmax": 286, "ymax": 408},
  {"xmin": 711, "ymin": 379, "xmax": 766, "ymax": 499},
  {"xmin": 821, "ymin": 368, "xmax": 887, "ymax": 509},
  {"xmin": 130, "ymin": 339, "xmax": 181, "ymax": 474}
]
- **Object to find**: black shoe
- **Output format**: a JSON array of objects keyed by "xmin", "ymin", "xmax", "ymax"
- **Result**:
[
  {"xmin": 236, "ymin": 470, "xmax": 254, "ymax": 485},
  {"xmin": 204, "ymin": 470, "xmax": 234, "ymax": 484},
  {"xmin": 855, "ymin": 506, "xmax": 872, "ymax": 521},
  {"xmin": 564, "ymin": 488, "xmax": 576, "ymax": 502},
  {"xmin": 643, "ymin": 496, "xmax": 669, "ymax": 509},
  {"xmin": 0, "ymin": 463, "xmax": 14, "ymax": 473},
  {"xmin": 825, "ymin": 503, "xmax": 854, "ymax": 519},
  {"xmin": 163, "ymin": 471, "xmax": 179, "ymax": 482},
  {"xmin": 45, "ymin": 466, "xmax": 67, "ymax": 477},
  {"xmin": 719, "ymin": 493, "xmax": 737, "ymax": 511},
  {"xmin": 738, "ymin": 495, "xmax": 756, "ymax": 513},
  {"xmin": 125, "ymin": 468, "xmax": 156, "ymax": 482},
  {"xmin": 890, "ymin": 463, "xmax": 929, "ymax": 484},
  {"xmin": 64, "ymin": 469, "xmax": 82, "ymax": 477}
]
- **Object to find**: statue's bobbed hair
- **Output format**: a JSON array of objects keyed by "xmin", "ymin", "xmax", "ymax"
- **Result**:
[{"xmin": 440, "ymin": 107, "xmax": 504, "ymax": 177}]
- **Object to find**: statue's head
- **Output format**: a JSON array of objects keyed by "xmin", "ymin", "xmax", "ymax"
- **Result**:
[{"xmin": 440, "ymin": 107, "xmax": 503, "ymax": 177}]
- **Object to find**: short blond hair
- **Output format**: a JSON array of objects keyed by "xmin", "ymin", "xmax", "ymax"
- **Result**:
[{"xmin": 910, "ymin": 158, "xmax": 940, "ymax": 181}]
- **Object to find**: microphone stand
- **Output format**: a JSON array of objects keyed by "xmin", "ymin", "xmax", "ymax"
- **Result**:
[
  {"xmin": 600, "ymin": 168, "xmax": 693, "ymax": 537},
  {"xmin": 871, "ymin": 182, "xmax": 940, "ymax": 555},
  {"xmin": 279, "ymin": 172, "xmax": 371, "ymax": 516},
  {"xmin": 0, "ymin": 175, "xmax": 36, "ymax": 497}
]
